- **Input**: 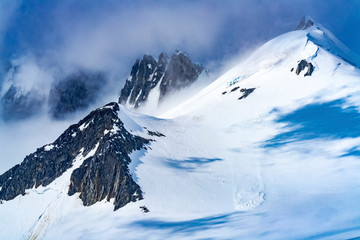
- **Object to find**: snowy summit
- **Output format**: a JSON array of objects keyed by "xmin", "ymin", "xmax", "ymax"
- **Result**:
[{"xmin": 1, "ymin": 15, "xmax": 360, "ymax": 240}]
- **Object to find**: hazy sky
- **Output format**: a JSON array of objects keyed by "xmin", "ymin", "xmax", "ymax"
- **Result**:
[
  {"xmin": 0, "ymin": 0, "xmax": 360, "ymax": 171},
  {"xmin": 0, "ymin": 0, "xmax": 359, "ymax": 72}
]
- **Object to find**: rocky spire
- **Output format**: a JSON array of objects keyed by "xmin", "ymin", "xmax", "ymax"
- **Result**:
[
  {"xmin": 119, "ymin": 50, "xmax": 204, "ymax": 108},
  {"xmin": 159, "ymin": 51, "xmax": 204, "ymax": 100},
  {"xmin": 295, "ymin": 16, "xmax": 315, "ymax": 30}
]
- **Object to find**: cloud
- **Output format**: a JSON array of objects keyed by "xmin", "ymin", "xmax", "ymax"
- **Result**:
[
  {"xmin": 0, "ymin": 0, "xmax": 21, "ymax": 45},
  {"xmin": 2, "ymin": 0, "xmax": 360, "ymax": 76},
  {"xmin": 0, "ymin": 0, "xmax": 360, "ymax": 166},
  {"xmin": 0, "ymin": 115, "xmax": 75, "ymax": 174},
  {"xmin": 1, "ymin": 55, "xmax": 53, "ymax": 95},
  {"xmin": 40, "ymin": 1, "xmax": 225, "ymax": 72},
  {"xmin": 0, "ymin": 0, "xmax": 22, "ymax": 80}
]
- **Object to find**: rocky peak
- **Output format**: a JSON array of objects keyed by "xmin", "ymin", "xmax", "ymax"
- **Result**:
[
  {"xmin": 48, "ymin": 70, "xmax": 107, "ymax": 120},
  {"xmin": 0, "ymin": 102, "xmax": 149, "ymax": 210},
  {"xmin": 295, "ymin": 16, "xmax": 315, "ymax": 30},
  {"xmin": 159, "ymin": 51, "xmax": 204, "ymax": 100},
  {"xmin": 158, "ymin": 52, "xmax": 168, "ymax": 67},
  {"xmin": 119, "ymin": 50, "xmax": 204, "ymax": 109},
  {"xmin": 119, "ymin": 54, "xmax": 160, "ymax": 108}
]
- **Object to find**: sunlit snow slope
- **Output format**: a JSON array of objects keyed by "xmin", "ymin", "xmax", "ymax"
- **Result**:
[{"xmin": 2, "ymin": 23, "xmax": 360, "ymax": 240}]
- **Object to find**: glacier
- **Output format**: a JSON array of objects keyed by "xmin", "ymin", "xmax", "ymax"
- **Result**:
[{"xmin": 1, "ymin": 20, "xmax": 360, "ymax": 240}]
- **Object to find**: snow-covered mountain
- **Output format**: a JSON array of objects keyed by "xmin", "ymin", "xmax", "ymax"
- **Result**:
[
  {"xmin": 0, "ymin": 51, "xmax": 204, "ymax": 121},
  {"xmin": 0, "ymin": 102, "xmax": 149, "ymax": 210},
  {"xmin": 1, "ymin": 17, "xmax": 360, "ymax": 239},
  {"xmin": 119, "ymin": 50, "xmax": 204, "ymax": 110}
]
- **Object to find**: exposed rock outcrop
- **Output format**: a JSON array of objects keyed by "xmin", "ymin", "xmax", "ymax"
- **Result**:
[
  {"xmin": 295, "ymin": 16, "xmax": 315, "ymax": 30},
  {"xmin": 49, "ymin": 71, "xmax": 106, "ymax": 119},
  {"xmin": 238, "ymin": 88, "xmax": 256, "ymax": 100},
  {"xmin": 119, "ymin": 50, "xmax": 204, "ymax": 108},
  {"xmin": 0, "ymin": 102, "xmax": 149, "ymax": 210},
  {"xmin": 159, "ymin": 51, "xmax": 204, "ymax": 100},
  {"xmin": 295, "ymin": 59, "xmax": 314, "ymax": 76},
  {"xmin": 119, "ymin": 54, "xmax": 166, "ymax": 108}
]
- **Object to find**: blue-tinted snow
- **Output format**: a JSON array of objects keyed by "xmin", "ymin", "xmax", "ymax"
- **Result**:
[
  {"xmin": 305, "ymin": 225, "xmax": 360, "ymax": 240},
  {"xmin": 341, "ymin": 147, "xmax": 360, "ymax": 157},
  {"xmin": 265, "ymin": 99, "xmax": 360, "ymax": 155},
  {"xmin": 131, "ymin": 213, "xmax": 232, "ymax": 234},
  {"xmin": 307, "ymin": 27, "xmax": 360, "ymax": 68},
  {"xmin": 164, "ymin": 157, "xmax": 223, "ymax": 171}
]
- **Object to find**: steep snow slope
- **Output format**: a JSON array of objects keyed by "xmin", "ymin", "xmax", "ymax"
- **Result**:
[
  {"xmin": 47, "ymin": 26, "xmax": 360, "ymax": 239},
  {"xmin": 163, "ymin": 27, "xmax": 360, "ymax": 120},
  {"xmin": 2, "ymin": 24, "xmax": 360, "ymax": 240}
]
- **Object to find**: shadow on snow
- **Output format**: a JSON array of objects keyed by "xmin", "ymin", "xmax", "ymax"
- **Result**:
[
  {"xmin": 164, "ymin": 157, "xmax": 223, "ymax": 171},
  {"xmin": 130, "ymin": 213, "xmax": 233, "ymax": 234},
  {"xmin": 265, "ymin": 99, "xmax": 360, "ymax": 156}
]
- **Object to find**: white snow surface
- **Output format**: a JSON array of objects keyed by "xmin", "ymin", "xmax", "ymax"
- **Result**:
[
  {"xmin": 44, "ymin": 144, "xmax": 54, "ymax": 151},
  {"xmin": 2, "ymin": 26, "xmax": 360, "ymax": 239}
]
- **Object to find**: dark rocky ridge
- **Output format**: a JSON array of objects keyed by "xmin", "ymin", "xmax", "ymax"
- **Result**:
[
  {"xmin": 119, "ymin": 54, "xmax": 166, "ymax": 108},
  {"xmin": 295, "ymin": 16, "xmax": 315, "ymax": 30},
  {"xmin": 49, "ymin": 71, "xmax": 107, "ymax": 119},
  {"xmin": 238, "ymin": 88, "xmax": 256, "ymax": 100},
  {"xmin": 295, "ymin": 59, "xmax": 314, "ymax": 76},
  {"xmin": 119, "ymin": 50, "xmax": 204, "ymax": 108},
  {"xmin": 159, "ymin": 51, "xmax": 204, "ymax": 100},
  {"xmin": 1, "ymin": 84, "xmax": 45, "ymax": 121},
  {"xmin": 0, "ymin": 102, "xmax": 149, "ymax": 210}
]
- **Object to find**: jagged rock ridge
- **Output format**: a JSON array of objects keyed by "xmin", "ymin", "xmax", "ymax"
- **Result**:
[
  {"xmin": 295, "ymin": 59, "xmax": 314, "ymax": 76},
  {"xmin": 238, "ymin": 88, "xmax": 256, "ymax": 100},
  {"xmin": 295, "ymin": 16, "xmax": 315, "ymax": 30},
  {"xmin": 0, "ymin": 66, "xmax": 107, "ymax": 121},
  {"xmin": 0, "ymin": 102, "xmax": 149, "ymax": 210},
  {"xmin": 49, "ymin": 71, "xmax": 107, "ymax": 119},
  {"xmin": 119, "ymin": 50, "xmax": 204, "ymax": 108}
]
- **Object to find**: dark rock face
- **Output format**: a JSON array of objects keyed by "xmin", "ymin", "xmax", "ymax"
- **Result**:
[
  {"xmin": 140, "ymin": 205, "xmax": 150, "ymax": 213},
  {"xmin": 238, "ymin": 88, "xmax": 256, "ymax": 100},
  {"xmin": 231, "ymin": 86, "xmax": 240, "ymax": 92},
  {"xmin": 146, "ymin": 130, "xmax": 165, "ymax": 137},
  {"xmin": 119, "ymin": 51, "xmax": 204, "ymax": 108},
  {"xmin": 0, "ymin": 102, "xmax": 149, "ymax": 210},
  {"xmin": 119, "ymin": 54, "xmax": 163, "ymax": 108},
  {"xmin": 1, "ymin": 84, "xmax": 45, "ymax": 121},
  {"xmin": 295, "ymin": 59, "xmax": 314, "ymax": 76},
  {"xmin": 68, "ymin": 139, "xmax": 143, "ymax": 210},
  {"xmin": 159, "ymin": 51, "xmax": 204, "ymax": 100},
  {"xmin": 295, "ymin": 16, "xmax": 315, "ymax": 30},
  {"xmin": 49, "ymin": 71, "xmax": 106, "ymax": 119}
]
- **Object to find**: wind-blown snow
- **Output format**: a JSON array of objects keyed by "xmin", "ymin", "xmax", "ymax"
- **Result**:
[
  {"xmin": 2, "ymin": 24, "xmax": 360, "ymax": 239},
  {"xmin": 0, "ymin": 144, "xmax": 99, "ymax": 240}
]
